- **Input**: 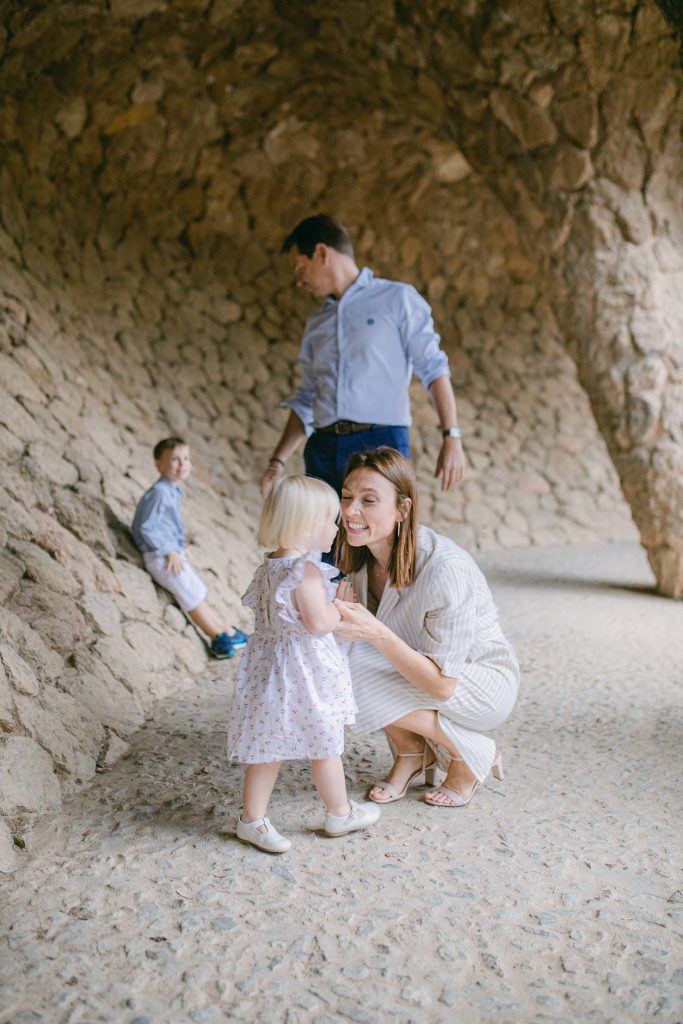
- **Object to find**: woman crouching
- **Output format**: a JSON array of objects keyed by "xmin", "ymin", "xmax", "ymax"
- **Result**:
[{"xmin": 334, "ymin": 447, "xmax": 520, "ymax": 807}]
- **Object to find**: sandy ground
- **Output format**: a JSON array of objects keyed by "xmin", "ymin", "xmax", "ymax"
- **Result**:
[{"xmin": 1, "ymin": 542, "xmax": 682, "ymax": 1024}]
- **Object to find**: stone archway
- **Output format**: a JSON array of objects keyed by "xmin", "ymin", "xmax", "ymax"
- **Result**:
[
  {"xmin": 0, "ymin": 0, "xmax": 681, "ymax": 818},
  {"xmin": 1, "ymin": 1, "xmax": 679, "ymax": 592}
]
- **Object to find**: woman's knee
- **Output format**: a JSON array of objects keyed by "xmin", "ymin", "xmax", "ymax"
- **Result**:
[{"xmin": 392, "ymin": 710, "xmax": 440, "ymax": 739}]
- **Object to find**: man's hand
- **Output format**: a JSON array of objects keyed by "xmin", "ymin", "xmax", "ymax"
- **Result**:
[
  {"xmin": 435, "ymin": 438, "xmax": 466, "ymax": 491},
  {"xmin": 166, "ymin": 550, "xmax": 184, "ymax": 575},
  {"xmin": 259, "ymin": 459, "xmax": 285, "ymax": 499}
]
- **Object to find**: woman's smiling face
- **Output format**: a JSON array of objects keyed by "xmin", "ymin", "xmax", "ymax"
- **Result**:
[{"xmin": 340, "ymin": 468, "xmax": 405, "ymax": 548}]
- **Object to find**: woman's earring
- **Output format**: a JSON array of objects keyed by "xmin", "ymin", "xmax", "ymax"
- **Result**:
[{"xmin": 396, "ymin": 521, "xmax": 402, "ymax": 537}]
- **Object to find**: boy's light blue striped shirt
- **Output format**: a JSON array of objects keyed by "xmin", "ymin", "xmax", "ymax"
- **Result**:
[{"xmin": 131, "ymin": 476, "xmax": 185, "ymax": 555}]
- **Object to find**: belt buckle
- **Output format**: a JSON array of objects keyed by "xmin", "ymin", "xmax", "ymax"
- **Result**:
[{"xmin": 335, "ymin": 421, "xmax": 353, "ymax": 435}]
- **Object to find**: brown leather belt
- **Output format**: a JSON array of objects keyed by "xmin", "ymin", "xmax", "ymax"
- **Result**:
[{"xmin": 316, "ymin": 421, "xmax": 376, "ymax": 435}]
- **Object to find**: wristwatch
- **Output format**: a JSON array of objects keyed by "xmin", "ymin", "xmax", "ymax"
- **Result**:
[{"xmin": 442, "ymin": 427, "xmax": 462, "ymax": 439}]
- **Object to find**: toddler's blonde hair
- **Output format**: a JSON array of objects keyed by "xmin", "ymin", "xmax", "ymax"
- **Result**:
[{"xmin": 258, "ymin": 475, "xmax": 339, "ymax": 548}]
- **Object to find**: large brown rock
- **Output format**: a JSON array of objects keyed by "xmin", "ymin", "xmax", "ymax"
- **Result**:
[
  {"xmin": 0, "ymin": 660, "xmax": 14, "ymax": 731},
  {"xmin": 490, "ymin": 89, "xmax": 558, "ymax": 149},
  {"xmin": 0, "ymin": 736, "xmax": 61, "ymax": 814},
  {"xmin": 13, "ymin": 692, "xmax": 96, "ymax": 782},
  {"xmin": 61, "ymin": 653, "xmax": 146, "ymax": 735}
]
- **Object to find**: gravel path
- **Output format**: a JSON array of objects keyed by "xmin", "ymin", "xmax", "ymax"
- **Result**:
[{"xmin": 2, "ymin": 542, "xmax": 682, "ymax": 1024}]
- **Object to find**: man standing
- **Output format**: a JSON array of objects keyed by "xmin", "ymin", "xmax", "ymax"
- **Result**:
[{"xmin": 260, "ymin": 214, "xmax": 466, "ymax": 499}]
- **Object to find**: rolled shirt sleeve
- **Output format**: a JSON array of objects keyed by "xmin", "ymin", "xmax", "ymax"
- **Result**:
[
  {"xmin": 417, "ymin": 562, "xmax": 477, "ymax": 679},
  {"xmin": 401, "ymin": 286, "xmax": 451, "ymax": 390},
  {"xmin": 282, "ymin": 331, "xmax": 316, "ymax": 434}
]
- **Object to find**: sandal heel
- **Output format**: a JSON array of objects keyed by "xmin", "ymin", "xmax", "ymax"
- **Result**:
[
  {"xmin": 491, "ymin": 750, "xmax": 504, "ymax": 781},
  {"xmin": 369, "ymin": 746, "xmax": 438, "ymax": 803}
]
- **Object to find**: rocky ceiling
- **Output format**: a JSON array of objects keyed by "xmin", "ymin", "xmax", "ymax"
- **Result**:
[{"xmin": 1, "ymin": 0, "xmax": 682, "ymax": 597}]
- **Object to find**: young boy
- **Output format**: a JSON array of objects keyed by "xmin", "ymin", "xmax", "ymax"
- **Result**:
[{"xmin": 132, "ymin": 437, "xmax": 249, "ymax": 659}]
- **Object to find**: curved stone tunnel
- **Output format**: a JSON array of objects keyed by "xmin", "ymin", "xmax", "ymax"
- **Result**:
[{"xmin": 0, "ymin": 0, "xmax": 681, "ymax": 824}]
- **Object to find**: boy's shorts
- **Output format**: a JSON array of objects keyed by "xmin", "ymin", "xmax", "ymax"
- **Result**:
[{"xmin": 143, "ymin": 552, "xmax": 208, "ymax": 613}]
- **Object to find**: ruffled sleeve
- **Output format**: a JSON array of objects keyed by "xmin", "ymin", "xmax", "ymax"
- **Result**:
[
  {"xmin": 241, "ymin": 567, "xmax": 261, "ymax": 612},
  {"xmin": 241, "ymin": 563, "xmax": 272, "ymax": 632},
  {"xmin": 275, "ymin": 550, "xmax": 337, "ymax": 625}
]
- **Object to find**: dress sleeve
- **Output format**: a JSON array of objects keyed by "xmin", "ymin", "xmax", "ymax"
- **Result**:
[
  {"xmin": 275, "ymin": 551, "xmax": 336, "ymax": 624},
  {"xmin": 416, "ymin": 560, "xmax": 476, "ymax": 679},
  {"xmin": 241, "ymin": 566, "xmax": 263, "ymax": 613}
]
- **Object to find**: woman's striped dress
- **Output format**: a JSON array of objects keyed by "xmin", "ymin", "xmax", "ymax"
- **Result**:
[{"xmin": 348, "ymin": 525, "xmax": 520, "ymax": 782}]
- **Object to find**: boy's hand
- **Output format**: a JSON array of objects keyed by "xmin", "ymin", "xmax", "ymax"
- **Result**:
[{"xmin": 166, "ymin": 551, "xmax": 183, "ymax": 575}]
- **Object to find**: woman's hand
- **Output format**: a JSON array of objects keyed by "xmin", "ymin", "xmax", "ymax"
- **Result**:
[
  {"xmin": 336, "ymin": 598, "xmax": 457, "ymax": 701},
  {"xmin": 335, "ymin": 578, "xmax": 357, "ymax": 602},
  {"xmin": 334, "ymin": 600, "xmax": 388, "ymax": 643}
]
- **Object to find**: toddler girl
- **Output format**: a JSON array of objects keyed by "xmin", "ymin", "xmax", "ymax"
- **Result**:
[{"xmin": 227, "ymin": 475, "xmax": 381, "ymax": 853}]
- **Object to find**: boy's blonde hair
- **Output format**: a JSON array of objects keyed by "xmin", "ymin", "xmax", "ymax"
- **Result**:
[{"xmin": 258, "ymin": 475, "xmax": 339, "ymax": 548}]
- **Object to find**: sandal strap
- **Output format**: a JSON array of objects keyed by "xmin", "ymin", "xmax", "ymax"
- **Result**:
[
  {"xmin": 426, "ymin": 784, "xmax": 468, "ymax": 807},
  {"xmin": 371, "ymin": 780, "xmax": 401, "ymax": 799}
]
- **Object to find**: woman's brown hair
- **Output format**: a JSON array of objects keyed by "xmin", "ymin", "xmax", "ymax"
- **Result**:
[{"xmin": 335, "ymin": 447, "xmax": 419, "ymax": 589}]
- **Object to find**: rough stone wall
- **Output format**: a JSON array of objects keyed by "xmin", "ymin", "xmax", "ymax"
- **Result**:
[
  {"xmin": 427, "ymin": 0, "xmax": 683, "ymax": 591},
  {"xmin": 0, "ymin": 0, "xmax": 679, "ymax": 824}
]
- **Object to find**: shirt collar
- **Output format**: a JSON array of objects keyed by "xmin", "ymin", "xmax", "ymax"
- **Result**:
[
  {"xmin": 324, "ymin": 266, "xmax": 374, "ymax": 306},
  {"xmin": 352, "ymin": 267, "xmax": 374, "ymax": 290},
  {"xmin": 157, "ymin": 476, "xmax": 182, "ymax": 494}
]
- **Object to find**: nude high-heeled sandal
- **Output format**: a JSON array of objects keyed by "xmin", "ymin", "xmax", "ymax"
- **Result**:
[
  {"xmin": 369, "ymin": 747, "xmax": 438, "ymax": 804},
  {"xmin": 424, "ymin": 749, "xmax": 504, "ymax": 808}
]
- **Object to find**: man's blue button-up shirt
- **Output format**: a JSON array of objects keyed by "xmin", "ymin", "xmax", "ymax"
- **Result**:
[
  {"xmin": 286, "ymin": 267, "xmax": 451, "ymax": 431},
  {"xmin": 131, "ymin": 477, "xmax": 185, "ymax": 555}
]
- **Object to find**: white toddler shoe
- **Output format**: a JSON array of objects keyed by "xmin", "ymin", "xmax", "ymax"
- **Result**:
[
  {"xmin": 236, "ymin": 816, "xmax": 291, "ymax": 853},
  {"xmin": 323, "ymin": 799, "xmax": 381, "ymax": 837}
]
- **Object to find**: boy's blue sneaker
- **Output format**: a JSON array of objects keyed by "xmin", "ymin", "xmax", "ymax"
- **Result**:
[
  {"xmin": 211, "ymin": 633, "xmax": 236, "ymax": 659},
  {"xmin": 230, "ymin": 628, "xmax": 250, "ymax": 649}
]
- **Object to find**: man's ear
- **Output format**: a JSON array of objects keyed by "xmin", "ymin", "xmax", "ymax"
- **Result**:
[{"xmin": 314, "ymin": 242, "xmax": 329, "ymax": 263}]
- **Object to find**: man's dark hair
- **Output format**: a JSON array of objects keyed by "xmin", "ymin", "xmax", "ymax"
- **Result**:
[
  {"xmin": 281, "ymin": 214, "xmax": 354, "ymax": 258},
  {"xmin": 154, "ymin": 437, "xmax": 187, "ymax": 460}
]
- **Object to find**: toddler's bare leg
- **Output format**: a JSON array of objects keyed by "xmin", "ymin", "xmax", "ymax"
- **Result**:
[
  {"xmin": 188, "ymin": 601, "xmax": 224, "ymax": 639},
  {"xmin": 311, "ymin": 758, "xmax": 350, "ymax": 816},
  {"xmin": 242, "ymin": 762, "xmax": 282, "ymax": 831}
]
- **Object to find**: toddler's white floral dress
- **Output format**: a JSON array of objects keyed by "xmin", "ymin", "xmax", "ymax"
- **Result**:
[{"xmin": 227, "ymin": 551, "xmax": 356, "ymax": 763}]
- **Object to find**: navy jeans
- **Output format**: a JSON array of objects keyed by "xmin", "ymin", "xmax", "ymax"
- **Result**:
[
  {"xmin": 304, "ymin": 426, "xmax": 410, "ymax": 566},
  {"xmin": 304, "ymin": 425, "xmax": 411, "ymax": 497}
]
